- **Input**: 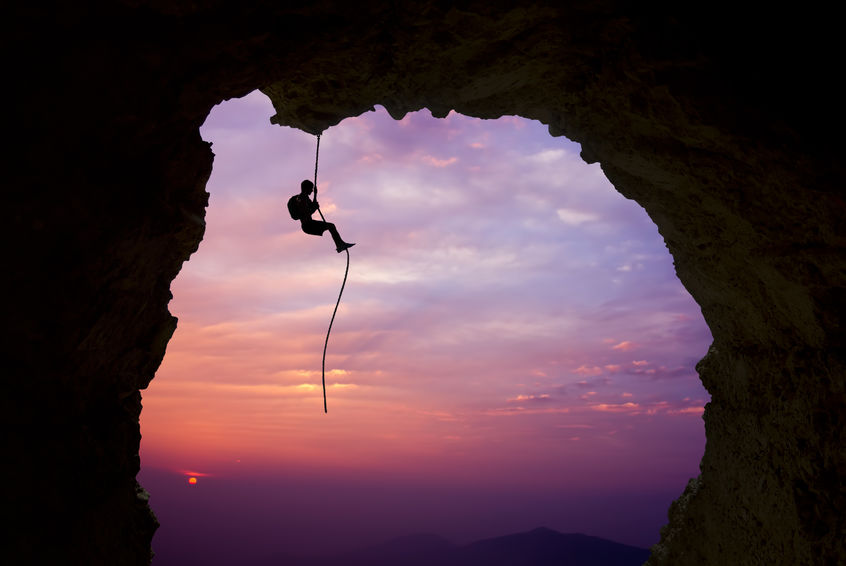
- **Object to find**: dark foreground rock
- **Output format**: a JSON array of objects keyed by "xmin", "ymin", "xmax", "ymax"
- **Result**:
[{"xmin": 4, "ymin": 2, "xmax": 844, "ymax": 565}]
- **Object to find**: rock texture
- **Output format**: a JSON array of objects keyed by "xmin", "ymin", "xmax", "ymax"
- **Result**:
[{"xmin": 4, "ymin": 2, "xmax": 844, "ymax": 565}]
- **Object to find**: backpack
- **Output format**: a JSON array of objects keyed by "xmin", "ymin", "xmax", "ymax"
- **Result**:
[{"xmin": 287, "ymin": 195, "xmax": 301, "ymax": 220}]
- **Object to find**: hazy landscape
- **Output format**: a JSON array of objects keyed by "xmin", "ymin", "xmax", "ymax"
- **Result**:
[{"xmin": 259, "ymin": 528, "xmax": 650, "ymax": 566}]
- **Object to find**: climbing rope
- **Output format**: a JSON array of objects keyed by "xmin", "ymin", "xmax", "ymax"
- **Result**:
[
  {"xmin": 312, "ymin": 132, "xmax": 350, "ymax": 414},
  {"xmin": 322, "ymin": 246, "xmax": 349, "ymax": 413},
  {"xmin": 313, "ymin": 134, "xmax": 323, "ymax": 220}
]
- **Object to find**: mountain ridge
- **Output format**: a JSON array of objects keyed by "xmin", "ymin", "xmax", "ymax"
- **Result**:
[{"xmin": 260, "ymin": 526, "xmax": 650, "ymax": 566}]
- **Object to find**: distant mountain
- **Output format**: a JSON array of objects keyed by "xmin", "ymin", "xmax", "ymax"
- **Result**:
[{"xmin": 261, "ymin": 527, "xmax": 650, "ymax": 566}]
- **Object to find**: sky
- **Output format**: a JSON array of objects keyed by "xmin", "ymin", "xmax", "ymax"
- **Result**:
[{"xmin": 138, "ymin": 91, "xmax": 713, "ymax": 565}]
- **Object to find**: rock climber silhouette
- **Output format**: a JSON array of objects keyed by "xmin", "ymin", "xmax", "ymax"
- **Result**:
[{"xmin": 288, "ymin": 179, "xmax": 355, "ymax": 253}]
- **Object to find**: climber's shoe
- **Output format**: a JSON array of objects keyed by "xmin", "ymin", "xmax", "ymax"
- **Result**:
[{"xmin": 337, "ymin": 242, "xmax": 355, "ymax": 253}]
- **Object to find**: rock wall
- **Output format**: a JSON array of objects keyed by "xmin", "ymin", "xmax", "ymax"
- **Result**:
[{"xmin": 4, "ymin": 2, "xmax": 843, "ymax": 564}]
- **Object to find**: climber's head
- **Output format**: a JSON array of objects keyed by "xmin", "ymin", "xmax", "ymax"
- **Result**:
[{"xmin": 301, "ymin": 179, "xmax": 314, "ymax": 194}]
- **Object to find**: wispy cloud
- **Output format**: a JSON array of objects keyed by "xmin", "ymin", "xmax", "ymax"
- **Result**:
[
  {"xmin": 421, "ymin": 155, "xmax": 459, "ymax": 167},
  {"xmin": 556, "ymin": 208, "xmax": 600, "ymax": 226},
  {"xmin": 507, "ymin": 394, "xmax": 551, "ymax": 402}
]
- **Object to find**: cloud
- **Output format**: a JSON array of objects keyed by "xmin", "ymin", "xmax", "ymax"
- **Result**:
[
  {"xmin": 330, "ymin": 383, "xmax": 359, "ymax": 390},
  {"xmin": 359, "ymin": 153, "xmax": 384, "ymax": 163},
  {"xmin": 586, "ymin": 398, "xmax": 706, "ymax": 417},
  {"xmin": 592, "ymin": 402, "xmax": 640, "ymax": 413},
  {"xmin": 178, "ymin": 469, "xmax": 211, "ymax": 477},
  {"xmin": 480, "ymin": 406, "xmax": 571, "ymax": 417},
  {"xmin": 416, "ymin": 409, "xmax": 460, "ymax": 422},
  {"xmin": 612, "ymin": 341, "xmax": 637, "ymax": 351},
  {"xmin": 507, "ymin": 394, "xmax": 551, "ymax": 402},
  {"xmin": 421, "ymin": 155, "xmax": 458, "ymax": 167},
  {"xmin": 573, "ymin": 365, "xmax": 603, "ymax": 376},
  {"xmin": 668, "ymin": 406, "xmax": 705, "ymax": 416},
  {"xmin": 630, "ymin": 364, "xmax": 695, "ymax": 381},
  {"xmin": 556, "ymin": 208, "xmax": 600, "ymax": 226},
  {"xmin": 529, "ymin": 149, "xmax": 566, "ymax": 163}
]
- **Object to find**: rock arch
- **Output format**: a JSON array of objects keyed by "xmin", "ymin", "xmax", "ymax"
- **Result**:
[{"xmin": 6, "ymin": 3, "xmax": 843, "ymax": 565}]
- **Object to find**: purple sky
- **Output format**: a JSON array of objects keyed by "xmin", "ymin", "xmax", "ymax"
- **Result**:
[{"xmin": 138, "ymin": 91, "xmax": 712, "ymax": 564}]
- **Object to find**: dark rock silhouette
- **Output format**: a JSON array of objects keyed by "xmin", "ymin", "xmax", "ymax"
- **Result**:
[
  {"xmin": 5, "ymin": 2, "xmax": 844, "ymax": 565},
  {"xmin": 262, "ymin": 528, "xmax": 649, "ymax": 566}
]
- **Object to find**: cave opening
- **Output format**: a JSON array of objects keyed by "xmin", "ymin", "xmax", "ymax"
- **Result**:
[{"xmin": 139, "ymin": 91, "xmax": 712, "ymax": 564}]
